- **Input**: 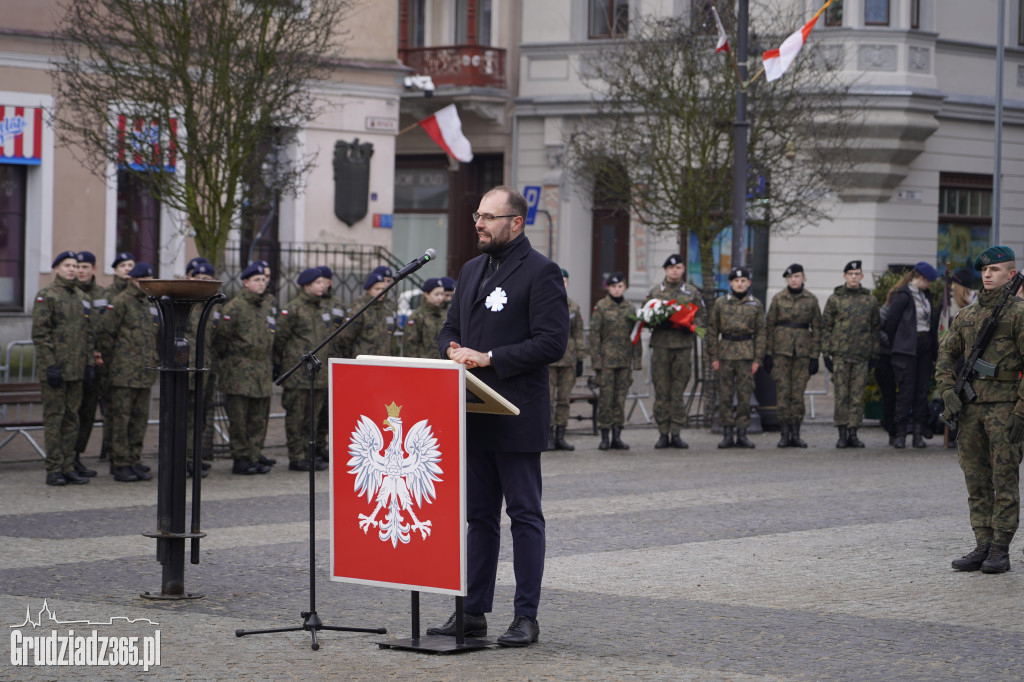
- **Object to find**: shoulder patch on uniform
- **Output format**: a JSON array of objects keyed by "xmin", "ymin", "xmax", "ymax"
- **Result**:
[
  {"xmin": 36, "ymin": 296, "xmax": 45, "ymax": 302},
  {"xmin": 223, "ymin": 314, "xmax": 232, "ymax": 321},
  {"xmin": 281, "ymin": 309, "xmax": 289, "ymax": 315}
]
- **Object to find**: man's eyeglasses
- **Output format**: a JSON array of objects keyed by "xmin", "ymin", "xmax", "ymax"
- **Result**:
[{"xmin": 473, "ymin": 212, "xmax": 517, "ymax": 223}]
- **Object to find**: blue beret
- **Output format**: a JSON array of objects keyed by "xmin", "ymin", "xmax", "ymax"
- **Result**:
[
  {"xmin": 440, "ymin": 276, "xmax": 456, "ymax": 291},
  {"xmin": 606, "ymin": 271, "xmax": 625, "ymax": 285},
  {"xmin": 319, "ymin": 265, "xmax": 334, "ymax": 279},
  {"xmin": 363, "ymin": 272, "xmax": 386, "ymax": 290},
  {"xmin": 52, "ymin": 250, "xmax": 77, "ymax": 269},
  {"xmin": 297, "ymin": 267, "xmax": 321, "ymax": 287},
  {"xmin": 253, "ymin": 260, "xmax": 270, "ymax": 268},
  {"xmin": 974, "ymin": 245, "xmax": 1016, "ymax": 271},
  {"xmin": 951, "ymin": 267, "xmax": 974, "ymax": 288},
  {"xmin": 186, "ymin": 257, "xmax": 209, "ymax": 275},
  {"xmin": 193, "ymin": 262, "xmax": 216, "ymax": 278},
  {"xmin": 663, "ymin": 254, "xmax": 683, "ymax": 268},
  {"xmin": 422, "ymin": 277, "xmax": 443, "ymax": 293},
  {"xmin": 914, "ymin": 261, "xmax": 938, "ymax": 282},
  {"xmin": 371, "ymin": 265, "xmax": 393, "ymax": 279},
  {"xmin": 240, "ymin": 262, "xmax": 266, "ymax": 280},
  {"xmin": 112, "ymin": 251, "xmax": 135, "ymax": 267},
  {"xmin": 129, "ymin": 262, "xmax": 155, "ymax": 278},
  {"xmin": 76, "ymin": 251, "xmax": 96, "ymax": 265}
]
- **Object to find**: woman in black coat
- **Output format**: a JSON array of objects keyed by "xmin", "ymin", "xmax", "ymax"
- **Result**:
[{"xmin": 883, "ymin": 262, "xmax": 940, "ymax": 448}]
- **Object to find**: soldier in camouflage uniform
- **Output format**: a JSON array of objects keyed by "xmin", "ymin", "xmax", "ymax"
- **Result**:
[
  {"xmin": 71, "ymin": 251, "xmax": 107, "ymax": 478},
  {"xmin": 184, "ymin": 261, "xmax": 218, "ymax": 478},
  {"xmin": 404, "ymin": 277, "xmax": 448, "ymax": 359},
  {"xmin": 97, "ymin": 251, "xmax": 135, "ymax": 463},
  {"xmin": 32, "ymin": 250, "xmax": 95, "ymax": 486},
  {"xmin": 548, "ymin": 269, "xmax": 585, "ymax": 451},
  {"xmin": 315, "ymin": 265, "xmax": 348, "ymax": 458},
  {"xmin": 707, "ymin": 266, "xmax": 766, "ymax": 449},
  {"xmin": 97, "ymin": 262, "xmax": 159, "ymax": 482},
  {"xmin": 645, "ymin": 254, "xmax": 705, "ymax": 449},
  {"xmin": 937, "ymin": 245, "xmax": 1024, "ymax": 575},
  {"xmin": 441, "ymin": 276, "xmax": 456, "ymax": 311},
  {"xmin": 337, "ymin": 266, "xmax": 398, "ymax": 358},
  {"xmin": 591, "ymin": 272, "xmax": 642, "ymax": 450},
  {"xmin": 274, "ymin": 267, "xmax": 332, "ymax": 471},
  {"xmin": 765, "ymin": 263, "xmax": 822, "ymax": 448},
  {"xmin": 213, "ymin": 262, "xmax": 276, "ymax": 475},
  {"xmin": 821, "ymin": 260, "xmax": 880, "ymax": 448}
]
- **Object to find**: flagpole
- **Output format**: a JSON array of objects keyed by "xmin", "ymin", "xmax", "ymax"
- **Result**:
[
  {"xmin": 397, "ymin": 122, "xmax": 420, "ymax": 136},
  {"xmin": 731, "ymin": 0, "xmax": 749, "ymax": 270}
]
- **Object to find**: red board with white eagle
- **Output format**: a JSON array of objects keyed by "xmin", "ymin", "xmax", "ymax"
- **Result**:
[{"xmin": 328, "ymin": 357, "xmax": 466, "ymax": 595}]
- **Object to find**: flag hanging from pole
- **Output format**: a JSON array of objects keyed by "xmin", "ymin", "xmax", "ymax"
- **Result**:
[
  {"xmin": 417, "ymin": 104, "xmax": 473, "ymax": 163},
  {"xmin": 711, "ymin": 6, "xmax": 730, "ymax": 53},
  {"xmin": 761, "ymin": 0, "xmax": 835, "ymax": 82}
]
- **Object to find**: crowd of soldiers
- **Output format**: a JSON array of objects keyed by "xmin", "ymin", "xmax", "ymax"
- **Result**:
[{"xmin": 31, "ymin": 248, "xmax": 457, "ymax": 486}]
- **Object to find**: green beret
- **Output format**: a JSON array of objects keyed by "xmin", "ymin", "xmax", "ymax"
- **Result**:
[
  {"xmin": 974, "ymin": 245, "xmax": 1016, "ymax": 270},
  {"xmin": 560, "ymin": 268, "xmax": 569, "ymax": 279}
]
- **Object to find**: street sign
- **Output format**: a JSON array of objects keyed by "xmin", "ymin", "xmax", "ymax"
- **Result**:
[{"xmin": 523, "ymin": 185, "xmax": 541, "ymax": 225}]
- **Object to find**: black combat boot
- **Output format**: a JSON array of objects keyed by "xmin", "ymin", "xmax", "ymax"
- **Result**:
[
  {"xmin": 836, "ymin": 426, "xmax": 849, "ymax": 449},
  {"xmin": 790, "ymin": 423, "xmax": 808, "ymax": 448},
  {"xmin": 893, "ymin": 426, "xmax": 907, "ymax": 449},
  {"xmin": 655, "ymin": 433, "xmax": 671, "ymax": 449},
  {"xmin": 598, "ymin": 429, "xmax": 611, "ymax": 450},
  {"xmin": 734, "ymin": 428, "xmax": 755, "ymax": 449},
  {"xmin": 847, "ymin": 428, "xmax": 865, "ymax": 448},
  {"xmin": 611, "ymin": 427, "xmax": 630, "ymax": 450},
  {"xmin": 72, "ymin": 454, "xmax": 97, "ymax": 477},
  {"xmin": 669, "ymin": 432, "xmax": 688, "ymax": 449},
  {"xmin": 554, "ymin": 425, "xmax": 574, "ymax": 451},
  {"xmin": 912, "ymin": 424, "xmax": 926, "ymax": 448},
  {"xmin": 981, "ymin": 544, "xmax": 1011, "ymax": 574},
  {"xmin": 717, "ymin": 427, "xmax": 734, "ymax": 449},
  {"xmin": 777, "ymin": 423, "xmax": 791, "ymax": 448},
  {"xmin": 952, "ymin": 542, "xmax": 991, "ymax": 571}
]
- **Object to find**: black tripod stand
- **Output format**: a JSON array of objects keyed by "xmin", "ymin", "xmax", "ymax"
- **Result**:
[{"xmin": 235, "ymin": 250, "xmax": 436, "ymax": 650}]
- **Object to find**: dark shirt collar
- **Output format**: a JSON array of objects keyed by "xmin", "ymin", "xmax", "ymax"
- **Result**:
[{"xmin": 491, "ymin": 232, "xmax": 526, "ymax": 263}]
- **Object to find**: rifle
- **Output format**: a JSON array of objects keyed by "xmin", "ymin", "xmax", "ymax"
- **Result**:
[{"xmin": 944, "ymin": 271, "xmax": 1024, "ymax": 430}]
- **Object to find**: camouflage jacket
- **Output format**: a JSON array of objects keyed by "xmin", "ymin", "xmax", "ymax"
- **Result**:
[
  {"xmin": 275, "ymin": 290, "xmax": 333, "ymax": 389},
  {"xmin": 31, "ymin": 275, "xmax": 94, "ymax": 380},
  {"xmin": 766, "ymin": 287, "xmax": 822, "ymax": 358},
  {"xmin": 552, "ymin": 297, "xmax": 585, "ymax": 368},
  {"xmin": 707, "ymin": 291, "xmax": 766, "ymax": 362},
  {"xmin": 590, "ymin": 294, "xmax": 642, "ymax": 371},
  {"xmin": 76, "ymin": 276, "xmax": 110, "ymax": 312},
  {"xmin": 107, "ymin": 276, "xmax": 130, "ymax": 299},
  {"xmin": 821, "ymin": 284, "xmax": 880, "ymax": 360},
  {"xmin": 403, "ymin": 299, "xmax": 446, "ymax": 359},
  {"xmin": 185, "ymin": 294, "xmax": 221, "ymax": 391},
  {"xmin": 213, "ymin": 288, "xmax": 275, "ymax": 397},
  {"xmin": 338, "ymin": 291, "xmax": 398, "ymax": 358},
  {"xmin": 644, "ymin": 279, "xmax": 705, "ymax": 349},
  {"xmin": 97, "ymin": 284, "xmax": 160, "ymax": 388},
  {"xmin": 936, "ymin": 286, "xmax": 1024, "ymax": 406}
]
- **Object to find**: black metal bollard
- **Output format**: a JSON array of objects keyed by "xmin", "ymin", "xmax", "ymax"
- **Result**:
[{"xmin": 139, "ymin": 279, "xmax": 224, "ymax": 600}]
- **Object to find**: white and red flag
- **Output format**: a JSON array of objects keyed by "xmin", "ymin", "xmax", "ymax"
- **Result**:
[
  {"xmin": 762, "ymin": 0, "xmax": 835, "ymax": 82},
  {"xmin": 417, "ymin": 104, "xmax": 473, "ymax": 163},
  {"xmin": 711, "ymin": 6, "xmax": 730, "ymax": 53}
]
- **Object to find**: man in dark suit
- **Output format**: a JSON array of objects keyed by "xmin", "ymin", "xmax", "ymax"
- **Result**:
[{"xmin": 429, "ymin": 186, "xmax": 569, "ymax": 647}]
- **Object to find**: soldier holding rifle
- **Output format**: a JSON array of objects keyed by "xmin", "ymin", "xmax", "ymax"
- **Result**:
[{"xmin": 936, "ymin": 245, "xmax": 1024, "ymax": 574}]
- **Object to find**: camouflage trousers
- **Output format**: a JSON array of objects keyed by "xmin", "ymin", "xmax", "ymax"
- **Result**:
[
  {"xmin": 597, "ymin": 367, "xmax": 632, "ymax": 429},
  {"xmin": 957, "ymin": 402, "xmax": 1024, "ymax": 547},
  {"xmin": 225, "ymin": 394, "xmax": 271, "ymax": 463},
  {"xmin": 186, "ymin": 377, "xmax": 216, "ymax": 459},
  {"xmin": 651, "ymin": 346, "xmax": 692, "ymax": 433},
  {"xmin": 75, "ymin": 368, "xmax": 105, "ymax": 455},
  {"xmin": 282, "ymin": 387, "xmax": 326, "ymax": 461},
  {"xmin": 715, "ymin": 359, "xmax": 755, "ymax": 428},
  {"xmin": 831, "ymin": 357, "xmax": 869, "ymax": 428},
  {"xmin": 771, "ymin": 355, "xmax": 810, "ymax": 423},
  {"xmin": 107, "ymin": 386, "xmax": 152, "ymax": 467},
  {"xmin": 549, "ymin": 365, "xmax": 576, "ymax": 427},
  {"xmin": 41, "ymin": 380, "xmax": 83, "ymax": 474}
]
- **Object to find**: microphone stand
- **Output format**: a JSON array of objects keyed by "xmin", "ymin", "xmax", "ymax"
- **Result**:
[{"xmin": 235, "ymin": 261, "xmax": 430, "ymax": 650}]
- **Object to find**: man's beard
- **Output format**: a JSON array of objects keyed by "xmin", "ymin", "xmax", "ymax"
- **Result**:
[{"xmin": 477, "ymin": 233, "xmax": 506, "ymax": 254}]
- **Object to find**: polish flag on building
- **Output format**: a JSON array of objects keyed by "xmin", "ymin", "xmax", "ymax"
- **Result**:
[
  {"xmin": 711, "ymin": 6, "xmax": 730, "ymax": 54},
  {"xmin": 417, "ymin": 104, "xmax": 473, "ymax": 163},
  {"xmin": 762, "ymin": 0, "xmax": 835, "ymax": 82},
  {"xmin": 0, "ymin": 106, "xmax": 44, "ymax": 165}
]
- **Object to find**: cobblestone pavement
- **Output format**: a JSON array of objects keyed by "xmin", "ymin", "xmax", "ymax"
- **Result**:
[{"xmin": 2, "ymin": 415, "xmax": 1023, "ymax": 681}]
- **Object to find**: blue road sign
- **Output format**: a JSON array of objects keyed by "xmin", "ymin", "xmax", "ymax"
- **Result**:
[{"xmin": 523, "ymin": 185, "xmax": 542, "ymax": 225}]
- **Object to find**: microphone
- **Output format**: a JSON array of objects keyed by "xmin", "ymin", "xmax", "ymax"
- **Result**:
[{"xmin": 396, "ymin": 248, "xmax": 437, "ymax": 279}]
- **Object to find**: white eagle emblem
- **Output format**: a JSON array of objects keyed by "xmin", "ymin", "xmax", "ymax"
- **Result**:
[
  {"xmin": 347, "ymin": 402, "xmax": 443, "ymax": 547},
  {"xmin": 485, "ymin": 286, "xmax": 507, "ymax": 312}
]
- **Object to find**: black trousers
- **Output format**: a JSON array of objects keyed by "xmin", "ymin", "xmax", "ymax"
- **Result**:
[
  {"xmin": 875, "ymin": 355, "xmax": 897, "ymax": 434},
  {"xmin": 891, "ymin": 336, "xmax": 934, "ymax": 432}
]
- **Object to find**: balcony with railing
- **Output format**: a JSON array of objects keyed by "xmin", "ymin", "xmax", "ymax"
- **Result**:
[{"xmin": 399, "ymin": 45, "xmax": 506, "ymax": 90}]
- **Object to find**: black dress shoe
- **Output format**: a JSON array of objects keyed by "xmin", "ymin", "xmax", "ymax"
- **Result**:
[
  {"xmin": 496, "ymin": 615, "xmax": 539, "ymax": 647},
  {"xmin": 72, "ymin": 455, "xmax": 97, "ymax": 477},
  {"xmin": 45, "ymin": 472, "xmax": 67, "ymax": 486},
  {"xmin": 63, "ymin": 469, "xmax": 91, "ymax": 485},
  {"xmin": 112, "ymin": 466, "xmax": 140, "ymax": 482},
  {"xmin": 426, "ymin": 611, "xmax": 487, "ymax": 637},
  {"xmin": 132, "ymin": 464, "xmax": 153, "ymax": 481}
]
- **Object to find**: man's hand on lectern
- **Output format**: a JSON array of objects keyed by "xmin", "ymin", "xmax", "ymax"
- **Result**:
[{"xmin": 448, "ymin": 341, "xmax": 491, "ymax": 369}]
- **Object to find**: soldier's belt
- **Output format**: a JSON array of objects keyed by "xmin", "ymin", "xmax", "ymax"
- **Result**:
[
  {"xmin": 721, "ymin": 334, "xmax": 753, "ymax": 342},
  {"xmin": 779, "ymin": 322, "xmax": 810, "ymax": 329}
]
